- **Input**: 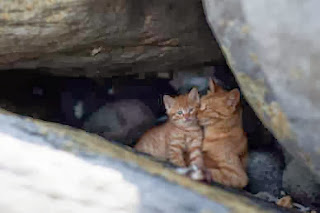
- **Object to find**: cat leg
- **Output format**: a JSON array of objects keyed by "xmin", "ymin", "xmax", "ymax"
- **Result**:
[
  {"xmin": 206, "ymin": 153, "xmax": 248, "ymax": 188},
  {"xmin": 168, "ymin": 138, "xmax": 187, "ymax": 167},
  {"xmin": 186, "ymin": 139, "xmax": 204, "ymax": 180}
]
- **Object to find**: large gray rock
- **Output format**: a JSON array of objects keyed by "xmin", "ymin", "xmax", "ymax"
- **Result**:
[
  {"xmin": 83, "ymin": 99, "xmax": 155, "ymax": 145},
  {"xmin": 0, "ymin": 0, "xmax": 223, "ymax": 76},
  {"xmin": 0, "ymin": 110, "xmax": 290, "ymax": 213},
  {"xmin": 246, "ymin": 149, "xmax": 285, "ymax": 197},
  {"xmin": 202, "ymin": 0, "xmax": 320, "ymax": 181}
]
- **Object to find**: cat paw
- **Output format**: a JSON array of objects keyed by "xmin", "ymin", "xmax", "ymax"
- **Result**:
[
  {"xmin": 190, "ymin": 169, "xmax": 204, "ymax": 181},
  {"xmin": 189, "ymin": 165, "xmax": 204, "ymax": 181},
  {"xmin": 175, "ymin": 165, "xmax": 204, "ymax": 181}
]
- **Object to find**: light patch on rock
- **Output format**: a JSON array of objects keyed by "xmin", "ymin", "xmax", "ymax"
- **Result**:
[
  {"xmin": 74, "ymin": 100, "xmax": 84, "ymax": 119},
  {"xmin": 91, "ymin": 47, "xmax": 103, "ymax": 56},
  {"xmin": 0, "ymin": 132, "xmax": 139, "ymax": 213}
]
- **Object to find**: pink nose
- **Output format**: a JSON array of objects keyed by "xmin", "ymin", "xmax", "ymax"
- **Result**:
[{"xmin": 184, "ymin": 114, "xmax": 190, "ymax": 119}]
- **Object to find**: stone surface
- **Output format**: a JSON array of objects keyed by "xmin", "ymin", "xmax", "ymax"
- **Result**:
[
  {"xmin": 246, "ymin": 148, "xmax": 285, "ymax": 197},
  {"xmin": 0, "ymin": 132, "xmax": 139, "ymax": 213},
  {"xmin": 0, "ymin": 110, "xmax": 287, "ymax": 213},
  {"xmin": 83, "ymin": 99, "xmax": 155, "ymax": 145},
  {"xmin": 202, "ymin": 0, "xmax": 320, "ymax": 181},
  {"xmin": 0, "ymin": 0, "xmax": 223, "ymax": 76},
  {"xmin": 283, "ymin": 160, "xmax": 320, "ymax": 208}
]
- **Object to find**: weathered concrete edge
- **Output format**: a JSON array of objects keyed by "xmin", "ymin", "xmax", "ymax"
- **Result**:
[{"xmin": 0, "ymin": 109, "xmax": 281, "ymax": 213}]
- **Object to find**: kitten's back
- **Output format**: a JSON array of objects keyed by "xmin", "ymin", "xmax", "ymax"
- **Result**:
[{"xmin": 134, "ymin": 122, "xmax": 172, "ymax": 159}]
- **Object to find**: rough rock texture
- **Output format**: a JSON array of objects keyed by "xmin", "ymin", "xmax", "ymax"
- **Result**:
[
  {"xmin": 246, "ymin": 149, "xmax": 285, "ymax": 197},
  {"xmin": 0, "ymin": 0, "xmax": 223, "ymax": 76},
  {"xmin": 0, "ymin": 110, "xmax": 290, "ymax": 213},
  {"xmin": 283, "ymin": 160, "xmax": 320, "ymax": 208},
  {"xmin": 83, "ymin": 99, "xmax": 155, "ymax": 145},
  {"xmin": 202, "ymin": 0, "xmax": 320, "ymax": 181}
]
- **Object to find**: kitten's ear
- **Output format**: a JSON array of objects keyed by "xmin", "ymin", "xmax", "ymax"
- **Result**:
[
  {"xmin": 208, "ymin": 78, "xmax": 216, "ymax": 93},
  {"xmin": 163, "ymin": 95, "xmax": 175, "ymax": 110},
  {"xmin": 188, "ymin": 87, "xmax": 200, "ymax": 104},
  {"xmin": 227, "ymin": 89, "xmax": 240, "ymax": 108}
]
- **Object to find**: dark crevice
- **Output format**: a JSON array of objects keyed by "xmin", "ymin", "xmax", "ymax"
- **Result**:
[{"xmin": 0, "ymin": 62, "xmax": 314, "ymax": 211}]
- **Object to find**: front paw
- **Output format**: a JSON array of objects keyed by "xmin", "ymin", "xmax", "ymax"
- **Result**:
[
  {"xmin": 175, "ymin": 165, "xmax": 204, "ymax": 181},
  {"xmin": 189, "ymin": 165, "xmax": 204, "ymax": 181},
  {"xmin": 190, "ymin": 169, "xmax": 204, "ymax": 181}
]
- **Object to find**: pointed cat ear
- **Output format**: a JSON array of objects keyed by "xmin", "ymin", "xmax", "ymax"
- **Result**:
[
  {"xmin": 227, "ymin": 89, "xmax": 240, "ymax": 108},
  {"xmin": 208, "ymin": 78, "xmax": 216, "ymax": 93},
  {"xmin": 188, "ymin": 87, "xmax": 200, "ymax": 104},
  {"xmin": 163, "ymin": 95, "xmax": 175, "ymax": 110}
]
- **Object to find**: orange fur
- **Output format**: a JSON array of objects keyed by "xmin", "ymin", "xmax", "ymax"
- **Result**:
[
  {"xmin": 197, "ymin": 79, "xmax": 248, "ymax": 188},
  {"xmin": 134, "ymin": 88, "xmax": 204, "ymax": 171}
]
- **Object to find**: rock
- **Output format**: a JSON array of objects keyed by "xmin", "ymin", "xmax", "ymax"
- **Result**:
[
  {"xmin": 0, "ymin": 109, "xmax": 287, "ymax": 213},
  {"xmin": 60, "ymin": 78, "xmax": 113, "ymax": 128},
  {"xmin": 0, "ymin": 132, "xmax": 139, "ymax": 213},
  {"xmin": 83, "ymin": 99, "xmax": 155, "ymax": 145},
  {"xmin": 203, "ymin": 0, "xmax": 320, "ymax": 181},
  {"xmin": 283, "ymin": 160, "xmax": 320, "ymax": 208},
  {"xmin": 276, "ymin": 196, "xmax": 293, "ymax": 209},
  {"xmin": 0, "ymin": 0, "xmax": 223, "ymax": 75},
  {"xmin": 169, "ymin": 65, "xmax": 235, "ymax": 95},
  {"xmin": 246, "ymin": 148, "xmax": 285, "ymax": 197},
  {"xmin": 170, "ymin": 68, "xmax": 211, "ymax": 95}
]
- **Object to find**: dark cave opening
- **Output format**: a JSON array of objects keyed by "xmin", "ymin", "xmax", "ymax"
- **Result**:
[
  {"xmin": 0, "ymin": 64, "xmax": 317, "ymax": 211},
  {"xmin": 0, "ymin": 65, "xmax": 277, "ymax": 149}
]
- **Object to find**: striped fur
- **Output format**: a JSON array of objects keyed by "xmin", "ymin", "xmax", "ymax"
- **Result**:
[
  {"xmin": 198, "ymin": 79, "xmax": 248, "ymax": 188},
  {"xmin": 134, "ymin": 88, "xmax": 204, "ymax": 175}
]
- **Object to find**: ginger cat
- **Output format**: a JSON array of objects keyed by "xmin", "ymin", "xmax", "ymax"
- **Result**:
[
  {"xmin": 197, "ymin": 79, "xmax": 248, "ymax": 188},
  {"xmin": 134, "ymin": 88, "xmax": 204, "ymax": 179}
]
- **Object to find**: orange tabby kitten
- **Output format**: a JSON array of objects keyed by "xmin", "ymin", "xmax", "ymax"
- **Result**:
[
  {"xmin": 134, "ymin": 88, "xmax": 204, "ymax": 179},
  {"xmin": 197, "ymin": 79, "xmax": 248, "ymax": 188}
]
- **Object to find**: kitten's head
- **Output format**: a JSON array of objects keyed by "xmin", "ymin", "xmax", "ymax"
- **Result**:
[
  {"xmin": 163, "ymin": 88, "xmax": 200, "ymax": 127},
  {"xmin": 197, "ymin": 79, "xmax": 240, "ymax": 126}
]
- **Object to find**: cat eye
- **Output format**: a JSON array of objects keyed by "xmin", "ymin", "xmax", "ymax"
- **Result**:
[
  {"xmin": 177, "ymin": 111, "xmax": 183, "ymax": 115},
  {"xmin": 189, "ymin": 108, "xmax": 194, "ymax": 113}
]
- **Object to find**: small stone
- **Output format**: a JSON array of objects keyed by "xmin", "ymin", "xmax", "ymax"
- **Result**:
[
  {"xmin": 276, "ymin": 195, "xmax": 293, "ymax": 208},
  {"xmin": 91, "ymin": 47, "xmax": 102, "ymax": 56}
]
